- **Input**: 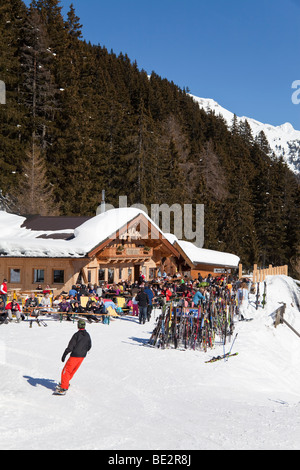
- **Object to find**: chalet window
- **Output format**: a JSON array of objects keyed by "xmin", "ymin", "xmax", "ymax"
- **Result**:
[
  {"xmin": 34, "ymin": 269, "xmax": 45, "ymax": 283},
  {"xmin": 76, "ymin": 270, "xmax": 83, "ymax": 285},
  {"xmin": 149, "ymin": 268, "xmax": 155, "ymax": 280},
  {"xmin": 108, "ymin": 268, "xmax": 114, "ymax": 284},
  {"xmin": 98, "ymin": 269, "xmax": 105, "ymax": 282},
  {"xmin": 10, "ymin": 268, "xmax": 21, "ymax": 283},
  {"xmin": 53, "ymin": 270, "xmax": 64, "ymax": 284}
]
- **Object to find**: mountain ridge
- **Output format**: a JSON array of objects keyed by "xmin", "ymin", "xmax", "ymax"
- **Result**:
[{"xmin": 190, "ymin": 95, "xmax": 300, "ymax": 174}]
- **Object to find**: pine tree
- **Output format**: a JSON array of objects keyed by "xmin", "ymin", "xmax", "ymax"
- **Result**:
[
  {"xmin": 0, "ymin": 0, "xmax": 28, "ymax": 192},
  {"xmin": 122, "ymin": 99, "xmax": 158, "ymax": 206},
  {"xmin": 16, "ymin": 145, "xmax": 58, "ymax": 215},
  {"xmin": 238, "ymin": 119, "xmax": 254, "ymax": 145},
  {"xmin": 255, "ymin": 130, "xmax": 271, "ymax": 156},
  {"xmin": 20, "ymin": 6, "xmax": 59, "ymax": 150},
  {"xmin": 231, "ymin": 114, "xmax": 239, "ymax": 135},
  {"xmin": 30, "ymin": 0, "xmax": 65, "ymax": 50},
  {"xmin": 65, "ymin": 3, "xmax": 83, "ymax": 39},
  {"xmin": 251, "ymin": 157, "xmax": 289, "ymax": 267},
  {"xmin": 198, "ymin": 140, "xmax": 228, "ymax": 202},
  {"xmin": 220, "ymin": 168, "xmax": 259, "ymax": 266}
]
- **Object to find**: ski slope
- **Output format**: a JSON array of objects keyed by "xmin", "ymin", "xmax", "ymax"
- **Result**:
[{"xmin": 0, "ymin": 275, "xmax": 300, "ymax": 450}]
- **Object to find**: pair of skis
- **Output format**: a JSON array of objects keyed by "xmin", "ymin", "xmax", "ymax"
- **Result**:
[
  {"xmin": 205, "ymin": 352, "xmax": 238, "ymax": 363},
  {"xmin": 29, "ymin": 318, "xmax": 47, "ymax": 327},
  {"xmin": 206, "ymin": 333, "xmax": 238, "ymax": 363},
  {"xmin": 148, "ymin": 304, "xmax": 167, "ymax": 346},
  {"xmin": 256, "ymin": 281, "xmax": 267, "ymax": 310}
]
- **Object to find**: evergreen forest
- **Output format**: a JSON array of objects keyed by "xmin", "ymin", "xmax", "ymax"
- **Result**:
[{"xmin": 0, "ymin": 0, "xmax": 300, "ymax": 276}]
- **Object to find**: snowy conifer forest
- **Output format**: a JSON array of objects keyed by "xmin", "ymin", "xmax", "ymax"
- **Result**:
[{"xmin": 0, "ymin": 1, "xmax": 300, "ymax": 276}]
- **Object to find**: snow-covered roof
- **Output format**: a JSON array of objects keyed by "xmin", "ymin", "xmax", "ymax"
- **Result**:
[
  {"xmin": 175, "ymin": 239, "xmax": 239, "ymax": 268},
  {"xmin": 0, "ymin": 210, "xmax": 240, "ymax": 267},
  {"xmin": 164, "ymin": 233, "xmax": 240, "ymax": 268},
  {"xmin": 0, "ymin": 208, "xmax": 167, "ymax": 258},
  {"xmin": 0, "ymin": 211, "xmax": 86, "ymax": 258}
]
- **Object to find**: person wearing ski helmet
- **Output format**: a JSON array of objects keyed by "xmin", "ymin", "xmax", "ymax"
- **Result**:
[{"xmin": 59, "ymin": 319, "xmax": 92, "ymax": 392}]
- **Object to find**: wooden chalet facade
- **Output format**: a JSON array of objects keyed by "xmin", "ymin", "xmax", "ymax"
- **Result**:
[
  {"xmin": 173, "ymin": 239, "xmax": 240, "ymax": 280},
  {"xmin": 81, "ymin": 212, "xmax": 180, "ymax": 287},
  {"xmin": 0, "ymin": 210, "xmax": 181, "ymax": 295},
  {"xmin": 0, "ymin": 209, "xmax": 240, "ymax": 296}
]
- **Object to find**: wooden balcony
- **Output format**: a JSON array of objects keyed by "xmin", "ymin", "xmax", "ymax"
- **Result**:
[{"xmin": 97, "ymin": 246, "xmax": 153, "ymax": 261}]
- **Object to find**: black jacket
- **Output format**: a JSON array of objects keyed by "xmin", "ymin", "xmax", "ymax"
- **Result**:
[
  {"xmin": 90, "ymin": 304, "xmax": 105, "ymax": 314},
  {"xmin": 71, "ymin": 304, "xmax": 85, "ymax": 313},
  {"xmin": 136, "ymin": 290, "xmax": 149, "ymax": 307},
  {"xmin": 62, "ymin": 329, "xmax": 92, "ymax": 362}
]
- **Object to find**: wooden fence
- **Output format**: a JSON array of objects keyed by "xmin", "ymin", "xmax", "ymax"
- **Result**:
[
  {"xmin": 239, "ymin": 264, "xmax": 288, "ymax": 282},
  {"xmin": 253, "ymin": 264, "xmax": 288, "ymax": 282},
  {"xmin": 274, "ymin": 303, "xmax": 300, "ymax": 339}
]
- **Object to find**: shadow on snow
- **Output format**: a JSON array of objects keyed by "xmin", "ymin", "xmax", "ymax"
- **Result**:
[{"xmin": 23, "ymin": 375, "xmax": 57, "ymax": 391}]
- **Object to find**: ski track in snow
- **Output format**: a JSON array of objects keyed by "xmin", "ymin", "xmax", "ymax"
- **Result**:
[{"xmin": 1, "ymin": 275, "xmax": 300, "ymax": 450}]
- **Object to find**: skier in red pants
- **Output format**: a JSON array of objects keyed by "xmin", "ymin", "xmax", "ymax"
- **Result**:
[{"xmin": 56, "ymin": 319, "xmax": 92, "ymax": 395}]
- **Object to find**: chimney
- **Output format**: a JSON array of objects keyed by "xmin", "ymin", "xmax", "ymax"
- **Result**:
[
  {"xmin": 96, "ymin": 190, "xmax": 106, "ymax": 215},
  {"xmin": 101, "ymin": 190, "xmax": 105, "ymax": 213}
]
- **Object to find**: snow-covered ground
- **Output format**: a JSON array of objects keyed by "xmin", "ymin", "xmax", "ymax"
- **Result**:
[{"xmin": 1, "ymin": 275, "xmax": 300, "ymax": 450}]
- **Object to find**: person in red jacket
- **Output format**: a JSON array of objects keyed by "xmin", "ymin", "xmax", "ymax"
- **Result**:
[
  {"xmin": 0, "ymin": 279, "xmax": 8, "ymax": 306},
  {"xmin": 6, "ymin": 299, "xmax": 22, "ymax": 322},
  {"xmin": 55, "ymin": 319, "xmax": 92, "ymax": 395}
]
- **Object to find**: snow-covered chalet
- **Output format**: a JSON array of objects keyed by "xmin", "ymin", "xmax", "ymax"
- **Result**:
[{"xmin": 0, "ymin": 208, "xmax": 240, "ymax": 295}]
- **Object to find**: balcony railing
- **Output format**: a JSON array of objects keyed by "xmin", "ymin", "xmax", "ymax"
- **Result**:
[{"xmin": 99, "ymin": 246, "xmax": 153, "ymax": 258}]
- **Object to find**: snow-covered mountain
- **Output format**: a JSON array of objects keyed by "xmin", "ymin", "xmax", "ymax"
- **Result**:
[{"xmin": 190, "ymin": 95, "xmax": 300, "ymax": 175}]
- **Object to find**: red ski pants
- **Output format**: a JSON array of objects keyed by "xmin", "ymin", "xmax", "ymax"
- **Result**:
[
  {"xmin": 61, "ymin": 356, "xmax": 84, "ymax": 390},
  {"xmin": 132, "ymin": 304, "xmax": 139, "ymax": 316}
]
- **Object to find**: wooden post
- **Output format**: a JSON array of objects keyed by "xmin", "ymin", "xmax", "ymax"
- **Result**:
[
  {"xmin": 253, "ymin": 264, "xmax": 257, "ymax": 283},
  {"xmin": 274, "ymin": 303, "xmax": 300, "ymax": 339},
  {"xmin": 269, "ymin": 265, "xmax": 272, "ymax": 277},
  {"xmin": 274, "ymin": 304, "xmax": 286, "ymax": 328},
  {"xmin": 239, "ymin": 264, "xmax": 243, "ymax": 279}
]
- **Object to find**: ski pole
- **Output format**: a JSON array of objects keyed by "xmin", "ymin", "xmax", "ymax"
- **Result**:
[
  {"xmin": 225, "ymin": 332, "xmax": 238, "ymax": 361},
  {"xmin": 223, "ymin": 320, "xmax": 227, "ymax": 360}
]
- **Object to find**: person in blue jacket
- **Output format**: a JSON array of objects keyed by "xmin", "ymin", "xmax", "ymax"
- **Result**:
[
  {"xmin": 192, "ymin": 288, "xmax": 205, "ymax": 306},
  {"xmin": 69, "ymin": 285, "xmax": 78, "ymax": 297}
]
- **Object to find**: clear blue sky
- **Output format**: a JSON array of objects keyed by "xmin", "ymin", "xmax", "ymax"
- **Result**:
[{"xmin": 24, "ymin": 0, "xmax": 300, "ymax": 129}]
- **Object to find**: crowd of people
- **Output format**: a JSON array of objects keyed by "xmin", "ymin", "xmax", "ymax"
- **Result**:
[{"xmin": 0, "ymin": 271, "xmax": 252, "ymax": 326}]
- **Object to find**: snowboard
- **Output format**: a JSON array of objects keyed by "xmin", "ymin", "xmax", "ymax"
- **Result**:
[
  {"xmin": 53, "ymin": 390, "xmax": 67, "ymax": 396},
  {"xmin": 52, "ymin": 383, "xmax": 67, "ymax": 396}
]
